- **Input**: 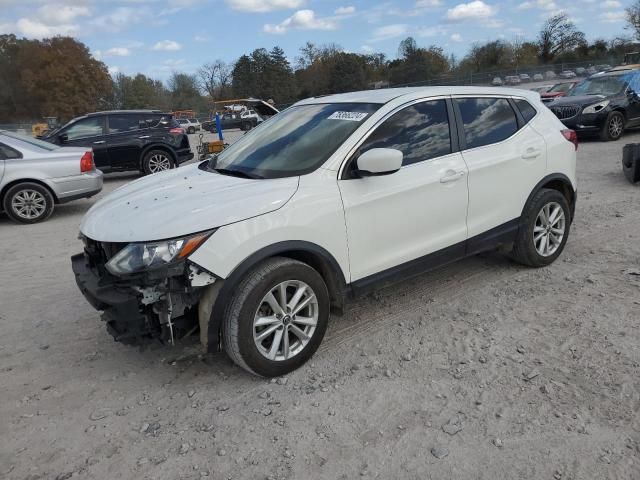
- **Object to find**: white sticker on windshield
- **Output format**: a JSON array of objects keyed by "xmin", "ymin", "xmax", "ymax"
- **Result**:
[{"xmin": 328, "ymin": 111, "xmax": 369, "ymax": 122}]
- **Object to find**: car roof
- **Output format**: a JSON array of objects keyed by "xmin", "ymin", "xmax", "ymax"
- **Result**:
[
  {"xmin": 86, "ymin": 110, "xmax": 169, "ymax": 116},
  {"xmin": 295, "ymin": 86, "xmax": 541, "ymax": 106}
]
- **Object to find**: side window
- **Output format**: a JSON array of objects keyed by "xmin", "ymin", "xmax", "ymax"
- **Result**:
[
  {"xmin": 0, "ymin": 142, "xmax": 22, "ymax": 159},
  {"xmin": 456, "ymin": 97, "xmax": 519, "ymax": 149},
  {"xmin": 63, "ymin": 117, "xmax": 105, "ymax": 140},
  {"xmin": 108, "ymin": 114, "xmax": 142, "ymax": 133},
  {"xmin": 359, "ymin": 99, "xmax": 451, "ymax": 166},
  {"xmin": 513, "ymin": 98, "xmax": 537, "ymax": 123}
]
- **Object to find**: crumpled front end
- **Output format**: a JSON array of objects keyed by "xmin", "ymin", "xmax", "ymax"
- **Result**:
[{"xmin": 71, "ymin": 237, "xmax": 217, "ymax": 346}]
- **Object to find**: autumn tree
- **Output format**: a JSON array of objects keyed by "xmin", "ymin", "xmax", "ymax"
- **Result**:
[{"xmin": 537, "ymin": 13, "xmax": 586, "ymax": 63}]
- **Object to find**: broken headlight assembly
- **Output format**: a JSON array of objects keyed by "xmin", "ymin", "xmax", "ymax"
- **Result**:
[
  {"xmin": 106, "ymin": 230, "xmax": 214, "ymax": 276},
  {"xmin": 582, "ymin": 100, "xmax": 610, "ymax": 115}
]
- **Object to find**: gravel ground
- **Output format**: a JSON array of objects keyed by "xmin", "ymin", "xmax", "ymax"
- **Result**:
[{"xmin": 1, "ymin": 130, "xmax": 639, "ymax": 480}]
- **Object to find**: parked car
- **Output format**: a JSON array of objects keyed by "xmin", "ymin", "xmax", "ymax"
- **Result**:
[
  {"xmin": 519, "ymin": 73, "xmax": 531, "ymax": 82},
  {"xmin": 533, "ymin": 73, "xmax": 544, "ymax": 81},
  {"xmin": 586, "ymin": 66, "xmax": 598, "ymax": 76},
  {"xmin": 575, "ymin": 67, "xmax": 586, "ymax": 76},
  {"xmin": 491, "ymin": 77, "xmax": 503, "ymax": 86},
  {"xmin": 176, "ymin": 118, "xmax": 201, "ymax": 134},
  {"xmin": 547, "ymin": 68, "xmax": 640, "ymax": 141},
  {"xmin": 530, "ymin": 85, "xmax": 553, "ymax": 94},
  {"xmin": 540, "ymin": 81, "xmax": 579, "ymax": 103},
  {"xmin": 0, "ymin": 130, "xmax": 103, "ymax": 224},
  {"xmin": 41, "ymin": 110, "xmax": 193, "ymax": 175},
  {"xmin": 241, "ymin": 109, "xmax": 263, "ymax": 123},
  {"xmin": 596, "ymin": 64, "xmax": 612, "ymax": 72},
  {"xmin": 72, "ymin": 86, "xmax": 577, "ymax": 376},
  {"xmin": 203, "ymin": 112, "xmax": 258, "ymax": 132},
  {"xmin": 505, "ymin": 75, "xmax": 521, "ymax": 85},
  {"xmin": 544, "ymin": 71, "xmax": 557, "ymax": 80},
  {"xmin": 559, "ymin": 70, "xmax": 577, "ymax": 79}
]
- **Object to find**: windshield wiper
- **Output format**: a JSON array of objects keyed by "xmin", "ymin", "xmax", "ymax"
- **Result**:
[{"xmin": 212, "ymin": 168, "xmax": 264, "ymax": 179}]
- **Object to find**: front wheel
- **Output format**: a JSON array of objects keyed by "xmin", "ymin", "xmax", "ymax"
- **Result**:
[
  {"xmin": 187, "ymin": 126, "xmax": 195, "ymax": 134},
  {"xmin": 222, "ymin": 257, "xmax": 330, "ymax": 377},
  {"xmin": 511, "ymin": 189, "xmax": 571, "ymax": 267},
  {"xmin": 142, "ymin": 149, "xmax": 173, "ymax": 175},
  {"xmin": 600, "ymin": 111, "xmax": 625, "ymax": 141},
  {"xmin": 3, "ymin": 182, "xmax": 55, "ymax": 224}
]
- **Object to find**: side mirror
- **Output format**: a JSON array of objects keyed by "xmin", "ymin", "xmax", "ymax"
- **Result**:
[
  {"xmin": 356, "ymin": 148, "xmax": 403, "ymax": 177},
  {"xmin": 58, "ymin": 133, "xmax": 68, "ymax": 144}
]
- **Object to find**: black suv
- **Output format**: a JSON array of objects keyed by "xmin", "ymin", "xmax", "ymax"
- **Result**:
[
  {"xmin": 42, "ymin": 110, "xmax": 194, "ymax": 174},
  {"xmin": 548, "ymin": 67, "xmax": 640, "ymax": 141}
]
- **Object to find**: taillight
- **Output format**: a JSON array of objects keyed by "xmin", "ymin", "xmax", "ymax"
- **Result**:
[
  {"xmin": 169, "ymin": 127, "xmax": 184, "ymax": 134},
  {"xmin": 561, "ymin": 129, "xmax": 578, "ymax": 151},
  {"xmin": 80, "ymin": 150, "xmax": 94, "ymax": 172}
]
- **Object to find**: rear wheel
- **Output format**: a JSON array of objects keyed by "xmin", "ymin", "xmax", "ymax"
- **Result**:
[
  {"xmin": 3, "ymin": 182, "xmax": 54, "ymax": 224},
  {"xmin": 142, "ymin": 149, "xmax": 173, "ymax": 175},
  {"xmin": 511, "ymin": 188, "xmax": 570, "ymax": 267},
  {"xmin": 599, "ymin": 111, "xmax": 624, "ymax": 141},
  {"xmin": 187, "ymin": 126, "xmax": 195, "ymax": 134},
  {"xmin": 222, "ymin": 257, "xmax": 330, "ymax": 377}
]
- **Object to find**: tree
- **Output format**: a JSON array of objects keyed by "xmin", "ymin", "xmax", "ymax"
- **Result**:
[
  {"xmin": 627, "ymin": 0, "xmax": 640, "ymax": 40},
  {"xmin": 168, "ymin": 72, "xmax": 203, "ymax": 110},
  {"xmin": 537, "ymin": 13, "xmax": 586, "ymax": 63},
  {"xmin": 389, "ymin": 38, "xmax": 450, "ymax": 85},
  {"xmin": 197, "ymin": 60, "xmax": 232, "ymax": 100}
]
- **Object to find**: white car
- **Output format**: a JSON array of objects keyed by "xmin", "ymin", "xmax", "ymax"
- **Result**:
[
  {"xmin": 491, "ymin": 77, "xmax": 503, "ymax": 86},
  {"xmin": 176, "ymin": 118, "xmax": 201, "ymax": 134},
  {"xmin": 72, "ymin": 87, "xmax": 577, "ymax": 377},
  {"xmin": 241, "ymin": 109, "xmax": 263, "ymax": 123}
]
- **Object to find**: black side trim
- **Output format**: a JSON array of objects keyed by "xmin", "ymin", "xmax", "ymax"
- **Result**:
[
  {"xmin": 58, "ymin": 187, "xmax": 102, "ymax": 204},
  {"xmin": 207, "ymin": 241, "xmax": 348, "ymax": 353},
  {"xmin": 350, "ymin": 218, "xmax": 520, "ymax": 296}
]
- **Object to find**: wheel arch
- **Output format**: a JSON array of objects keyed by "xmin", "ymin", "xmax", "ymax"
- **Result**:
[
  {"xmin": 0, "ymin": 178, "xmax": 59, "ymax": 207},
  {"xmin": 523, "ymin": 173, "xmax": 576, "ymax": 222},
  {"xmin": 206, "ymin": 241, "xmax": 348, "ymax": 353}
]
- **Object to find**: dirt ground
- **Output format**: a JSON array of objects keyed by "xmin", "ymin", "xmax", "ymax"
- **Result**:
[{"xmin": 1, "ymin": 130, "xmax": 639, "ymax": 480}]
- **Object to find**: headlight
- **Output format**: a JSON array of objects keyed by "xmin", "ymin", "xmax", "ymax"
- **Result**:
[
  {"xmin": 582, "ymin": 100, "xmax": 610, "ymax": 115},
  {"xmin": 106, "ymin": 230, "xmax": 213, "ymax": 275}
]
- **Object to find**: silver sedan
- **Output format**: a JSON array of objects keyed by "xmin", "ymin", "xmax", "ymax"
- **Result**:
[{"xmin": 0, "ymin": 130, "xmax": 103, "ymax": 224}]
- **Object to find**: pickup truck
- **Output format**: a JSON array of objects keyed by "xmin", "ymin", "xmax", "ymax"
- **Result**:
[{"xmin": 203, "ymin": 112, "xmax": 258, "ymax": 132}]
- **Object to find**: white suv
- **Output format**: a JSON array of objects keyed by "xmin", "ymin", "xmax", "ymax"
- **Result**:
[
  {"xmin": 72, "ymin": 87, "xmax": 577, "ymax": 377},
  {"xmin": 176, "ymin": 118, "xmax": 201, "ymax": 134}
]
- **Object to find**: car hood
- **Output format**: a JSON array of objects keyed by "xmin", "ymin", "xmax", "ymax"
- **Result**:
[
  {"xmin": 80, "ymin": 163, "xmax": 299, "ymax": 242},
  {"xmin": 549, "ymin": 95, "xmax": 608, "ymax": 106}
]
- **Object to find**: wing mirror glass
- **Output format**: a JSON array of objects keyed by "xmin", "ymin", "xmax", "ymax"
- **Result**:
[{"xmin": 356, "ymin": 148, "xmax": 403, "ymax": 177}]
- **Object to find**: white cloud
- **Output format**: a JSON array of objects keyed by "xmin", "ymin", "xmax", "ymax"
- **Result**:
[
  {"xmin": 193, "ymin": 34, "xmax": 208, "ymax": 42},
  {"xmin": 15, "ymin": 18, "xmax": 78, "ymax": 37},
  {"xmin": 417, "ymin": 24, "xmax": 447, "ymax": 37},
  {"xmin": 445, "ymin": 1, "xmax": 497, "ymax": 21},
  {"xmin": 450, "ymin": 33, "xmax": 463, "ymax": 42},
  {"xmin": 369, "ymin": 23, "xmax": 409, "ymax": 41},
  {"xmin": 37, "ymin": 4, "xmax": 90, "ymax": 24},
  {"xmin": 517, "ymin": 0, "xmax": 557, "ymax": 11},
  {"xmin": 602, "ymin": 10, "xmax": 625, "ymax": 22},
  {"xmin": 226, "ymin": 0, "xmax": 304, "ymax": 12},
  {"xmin": 602, "ymin": 0, "xmax": 621, "ymax": 8},
  {"xmin": 91, "ymin": 7, "xmax": 146, "ymax": 32},
  {"xmin": 105, "ymin": 47, "xmax": 131, "ymax": 57},
  {"xmin": 152, "ymin": 39, "xmax": 182, "ymax": 51},
  {"xmin": 264, "ymin": 9, "xmax": 336, "ymax": 34},
  {"xmin": 108, "ymin": 66, "xmax": 120, "ymax": 75},
  {"xmin": 9, "ymin": 3, "xmax": 91, "ymax": 39},
  {"xmin": 361, "ymin": 44, "xmax": 374, "ymax": 53},
  {"xmin": 416, "ymin": 0, "xmax": 443, "ymax": 7},
  {"xmin": 335, "ymin": 6, "xmax": 355, "ymax": 15}
]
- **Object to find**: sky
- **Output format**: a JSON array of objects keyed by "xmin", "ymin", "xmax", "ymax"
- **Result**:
[{"xmin": 0, "ymin": 0, "xmax": 632, "ymax": 79}]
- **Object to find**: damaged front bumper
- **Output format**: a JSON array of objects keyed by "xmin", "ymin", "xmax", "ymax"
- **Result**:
[{"xmin": 71, "ymin": 244, "xmax": 218, "ymax": 346}]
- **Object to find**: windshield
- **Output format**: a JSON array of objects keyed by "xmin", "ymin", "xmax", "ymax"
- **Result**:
[
  {"xmin": 569, "ymin": 73, "xmax": 632, "ymax": 97},
  {"xmin": 208, "ymin": 102, "xmax": 381, "ymax": 179},
  {"xmin": 0, "ymin": 130, "xmax": 59, "ymax": 151},
  {"xmin": 549, "ymin": 82, "xmax": 574, "ymax": 93}
]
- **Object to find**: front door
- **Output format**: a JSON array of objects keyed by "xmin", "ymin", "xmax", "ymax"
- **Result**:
[
  {"xmin": 58, "ymin": 116, "xmax": 109, "ymax": 169},
  {"xmin": 338, "ymin": 98, "xmax": 469, "ymax": 283}
]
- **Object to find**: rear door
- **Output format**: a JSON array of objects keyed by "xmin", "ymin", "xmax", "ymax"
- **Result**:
[
  {"xmin": 58, "ymin": 116, "xmax": 109, "ymax": 169},
  {"xmin": 453, "ymin": 96, "xmax": 547, "ymax": 240},
  {"xmin": 105, "ymin": 113, "xmax": 146, "ymax": 171}
]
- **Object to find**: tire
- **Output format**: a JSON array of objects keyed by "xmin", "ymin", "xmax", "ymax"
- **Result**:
[
  {"xmin": 511, "ymin": 188, "xmax": 571, "ymax": 267},
  {"xmin": 599, "ymin": 111, "xmax": 625, "ymax": 141},
  {"xmin": 241, "ymin": 122, "xmax": 251, "ymax": 131},
  {"xmin": 222, "ymin": 257, "xmax": 330, "ymax": 377},
  {"xmin": 188, "ymin": 127, "xmax": 195, "ymax": 134},
  {"xmin": 3, "ymin": 182, "xmax": 54, "ymax": 224},
  {"xmin": 142, "ymin": 149, "xmax": 174, "ymax": 175}
]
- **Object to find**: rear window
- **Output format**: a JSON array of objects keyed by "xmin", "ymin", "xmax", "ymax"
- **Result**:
[
  {"xmin": 513, "ymin": 99, "xmax": 537, "ymax": 123},
  {"xmin": 456, "ymin": 97, "xmax": 519, "ymax": 149},
  {"xmin": 0, "ymin": 131, "xmax": 59, "ymax": 151}
]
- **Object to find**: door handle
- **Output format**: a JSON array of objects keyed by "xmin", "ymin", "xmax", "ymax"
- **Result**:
[
  {"xmin": 138, "ymin": 135, "xmax": 151, "ymax": 139},
  {"xmin": 92, "ymin": 140, "xmax": 106, "ymax": 145},
  {"xmin": 440, "ymin": 170, "xmax": 466, "ymax": 183},
  {"xmin": 522, "ymin": 148, "xmax": 541, "ymax": 159}
]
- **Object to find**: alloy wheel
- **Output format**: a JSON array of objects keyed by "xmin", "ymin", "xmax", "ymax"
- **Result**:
[
  {"xmin": 533, "ymin": 201, "xmax": 566, "ymax": 257},
  {"xmin": 11, "ymin": 189, "xmax": 47, "ymax": 220},
  {"xmin": 253, "ymin": 280, "xmax": 318, "ymax": 361},
  {"xmin": 148, "ymin": 153, "xmax": 171, "ymax": 173},
  {"xmin": 609, "ymin": 115, "xmax": 624, "ymax": 139}
]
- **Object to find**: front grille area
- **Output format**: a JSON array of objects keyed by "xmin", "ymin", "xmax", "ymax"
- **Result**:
[
  {"xmin": 84, "ymin": 237, "xmax": 127, "ymax": 270},
  {"xmin": 550, "ymin": 105, "xmax": 580, "ymax": 120}
]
